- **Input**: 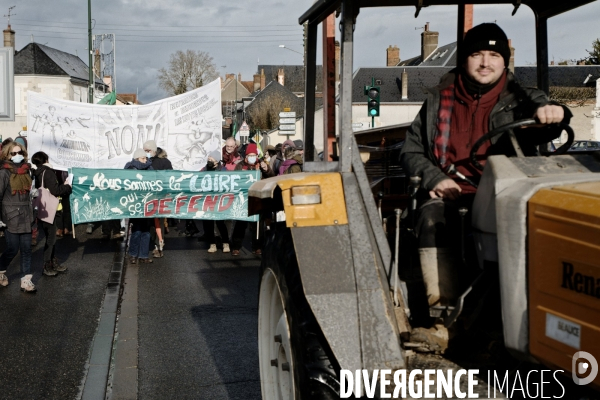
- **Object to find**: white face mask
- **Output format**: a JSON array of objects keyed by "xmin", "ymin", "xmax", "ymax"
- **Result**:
[
  {"xmin": 264, "ymin": 155, "xmax": 271, "ymax": 162},
  {"xmin": 11, "ymin": 154, "xmax": 24, "ymax": 164},
  {"xmin": 247, "ymin": 156, "xmax": 257, "ymax": 165},
  {"xmin": 146, "ymin": 152, "xmax": 153, "ymax": 158}
]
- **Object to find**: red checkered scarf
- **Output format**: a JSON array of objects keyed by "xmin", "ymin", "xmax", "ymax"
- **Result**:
[
  {"xmin": 1, "ymin": 161, "xmax": 32, "ymax": 195},
  {"xmin": 433, "ymin": 84, "xmax": 455, "ymax": 168}
]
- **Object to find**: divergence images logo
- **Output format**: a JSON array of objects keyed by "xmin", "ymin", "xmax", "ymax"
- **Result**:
[{"xmin": 572, "ymin": 351, "xmax": 598, "ymax": 385}]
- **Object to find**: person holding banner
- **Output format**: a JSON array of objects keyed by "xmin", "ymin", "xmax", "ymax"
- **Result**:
[
  {"xmin": 144, "ymin": 141, "xmax": 172, "ymax": 258},
  {"xmin": 31, "ymin": 151, "xmax": 72, "ymax": 277},
  {"xmin": 222, "ymin": 137, "xmax": 241, "ymax": 171},
  {"xmin": 231, "ymin": 143, "xmax": 272, "ymax": 256},
  {"xmin": 125, "ymin": 148, "xmax": 155, "ymax": 264},
  {"xmin": 202, "ymin": 155, "xmax": 232, "ymax": 253},
  {"xmin": 0, "ymin": 142, "xmax": 36, "ymax": 292}
]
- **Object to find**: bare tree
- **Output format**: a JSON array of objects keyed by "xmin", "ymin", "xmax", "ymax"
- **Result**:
[{"xmin": 158, "ymin": 50, "xmax": 219, "ymax": 96}]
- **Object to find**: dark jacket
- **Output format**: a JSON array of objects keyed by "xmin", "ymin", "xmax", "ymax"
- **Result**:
[
  {"xmin": 125, "ymin": 159, "xmax": 154, "ymax": 170},
  {"xmin": 0, "ymin": 165, "xmax": 34, "ymax": 234},
  {"xmin": 33, "ymin": 165, "xmax": 72, "ymax": 198},
  {"xmin": 400, "ymin": 69, "xmax": 572, "ymax": 191},
  {"xmin": 151, "ymin": 157, "xmax": 172, "ymax": 171}
]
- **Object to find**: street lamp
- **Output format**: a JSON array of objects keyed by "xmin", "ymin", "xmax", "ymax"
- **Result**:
[{"xmin": 279, "ymin": 45, "xmax": 303, "ymax": 56}]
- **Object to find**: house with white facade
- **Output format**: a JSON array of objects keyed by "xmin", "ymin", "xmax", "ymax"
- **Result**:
[{"xmin": 0, "ymin": 38, "xmax": 107, "ymax": 138}]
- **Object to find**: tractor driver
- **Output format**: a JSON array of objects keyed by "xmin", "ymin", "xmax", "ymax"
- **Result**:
[{"xmin": 400, "ymin": 23, "xmax": 571, "ymax": 332}]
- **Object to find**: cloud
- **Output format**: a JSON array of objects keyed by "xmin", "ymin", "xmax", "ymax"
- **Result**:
[{"xmin": 9, "ymin": 1, "xmax": 600, "ymax": 104}]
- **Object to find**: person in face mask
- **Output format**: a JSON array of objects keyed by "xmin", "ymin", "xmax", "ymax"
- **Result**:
[
  {"xmin": 231, "ymin": 143, "xmax": 269, "ymax": 256},
  {"xmin": 0, "ymin": 142, "xmax": 37, "ymax": 292}
]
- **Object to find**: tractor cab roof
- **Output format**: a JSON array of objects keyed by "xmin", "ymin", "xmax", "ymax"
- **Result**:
[{"xmin": 300, "ymin": 0, "xmax": 597, "ymax": 24}]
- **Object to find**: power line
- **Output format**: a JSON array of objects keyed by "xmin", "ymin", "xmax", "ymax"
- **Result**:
[
  {"xmin": 21, "ymin": 35, "xmax": 304, "ymax": 44},
  {"xmin": 11, "ymin": 18, "xmax": 299, "ymax": 28},
  {"xmin": 16, "ymin": 29, "xmax": 302, "ymax": 39},
  {"xmin": 13, "ymin": 22, "xmax": 301, "ymax": 33}
]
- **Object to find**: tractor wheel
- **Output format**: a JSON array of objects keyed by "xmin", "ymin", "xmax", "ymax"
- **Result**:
[{"xmin": 258, "ymin": 224, "xmax": 339, "ymax": 400}]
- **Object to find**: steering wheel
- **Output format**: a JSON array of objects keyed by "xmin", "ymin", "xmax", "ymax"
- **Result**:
[{"xmin": 469, "ymin": 118, "xmax": 575, "ymax": 171}]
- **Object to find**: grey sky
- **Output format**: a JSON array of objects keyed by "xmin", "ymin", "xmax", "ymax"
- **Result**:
[{"xmin": 5, "ymin": 0, "xmax": 600, "ymax": 103}]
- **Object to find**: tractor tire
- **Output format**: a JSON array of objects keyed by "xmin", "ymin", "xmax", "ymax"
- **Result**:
[{"xmin": 258, "ymin": 223, "xmax": 339, "ymax": 400}]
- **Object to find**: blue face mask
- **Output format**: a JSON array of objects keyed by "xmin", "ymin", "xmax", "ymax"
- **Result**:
[
  {"xmin": 146, "ymin": 152, "xmax": 153, "ymax": 158},
  {"xmin": 11, "ymin": 154, "xmax": 24, "ymax": 164},
  {"xmin": 247, "ymin": 156, "xmax": 257, "ymax": 165}
]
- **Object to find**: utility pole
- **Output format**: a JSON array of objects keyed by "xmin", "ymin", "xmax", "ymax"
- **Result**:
[{"xmin": 88, "ymin": 0, "xmax": 93, "ymax": 103}]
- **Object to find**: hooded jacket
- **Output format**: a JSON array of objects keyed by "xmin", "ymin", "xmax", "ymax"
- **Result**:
[
  {"xmin": 400, "ymin": 68, "xmax": 572, "ymax": 191},
  {"xmin": 151, "ymin": 147, "xmax": 173, "ymax": 170},
  {"xmin": 280, "ymin": 154, "xmax": 303, "ymax": 175}
]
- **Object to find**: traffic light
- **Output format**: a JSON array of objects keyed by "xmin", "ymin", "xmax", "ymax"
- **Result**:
[{"xmin": 364, "ymin": 85, "xmax": 380, "ymax": 117}]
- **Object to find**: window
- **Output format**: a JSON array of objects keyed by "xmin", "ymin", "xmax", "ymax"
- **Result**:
[{"xmin": 588, "ymin": 142, "xmax": 599, "ymax": 149}]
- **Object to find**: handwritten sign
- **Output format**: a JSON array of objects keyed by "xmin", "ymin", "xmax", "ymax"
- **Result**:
[{"xmin": 69, "ymin": 168, "xmax": 260, "ymax": 223}]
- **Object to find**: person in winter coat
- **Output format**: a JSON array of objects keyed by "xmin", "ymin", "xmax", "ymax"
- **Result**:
[
  {"xmin": 201, "ymin": 156, "xmax": 232, "ymax": 253},
  {"xmin": 125, "ymin": 148, "xmax": 154, "ymax": 264},
  {"xmin": 144, "ymin": 140, "xmax": 171, "ymax": 258},
  {"xmin": 0, "ymin": 141, "xmax": 37, "ymax": 292},
  {"xmin": 222, "ymin": 137, "xmax": 241, "ymax": 171},
  {"xmin": 273, "ymin": 140, "xmax": 296, "ymax": 175},
  {"xmin": 54, "ymin": 169, "xmax": 72, "ymax": 237},
  {"xmin": 230, "ymin": 143, "xmax": 273, "ymax": 256},
  {"xmin": 399, "ymin": 23, "xmax": 570, "ymax": 347},
  {"xmin": 280, "ymin": 145, "xmax": 303, "ymax": 175},
  {"xmin": 31, "ymin": 151, "xmax": 72, "ymax": 277}
]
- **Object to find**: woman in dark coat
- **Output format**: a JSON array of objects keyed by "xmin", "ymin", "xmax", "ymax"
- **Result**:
[
  {"xmin": 0, "ymin": 141, "xmax": 36, "ymax": 292},
  {"xmin": 125, "ymin": 148, "xmax": 154, "ymax": 264},
  {"xmin": 31, "ymin": 151, "xmax": 72, "ymax": 277}
]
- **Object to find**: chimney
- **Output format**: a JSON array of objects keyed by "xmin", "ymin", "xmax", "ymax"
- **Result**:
[
  {"xmin": 463, "ymin": 5, "xmax": 473, "ymax": 36},
  {"xmin": 335, "ymin": 40, "xmax": 341, "ymax": 82},
  {"xmin": 508, "ymin": 39, "xmax": 515, "ymax": 73},
  {"xmin": 387, "ymin": 45, "xmax": 400, "ymax": 67},
  {"xmin": 260, "ymin": 68, "xmax": 266, "ymax": 90},
  {"xmin": 253, "ymin": 73, "xmax": 261, "ymax": 91},
  {"xmin": 277, "ymin": 68, "xmax": 285, "ymax": 86},
  {"xmin": 421, "ymin": 22, "xmax": 439, "ymax": 61},
  {"xmin": 3, "ymin": 25, "xmax": 15, "ymax": 49},
  {"xmin": 401, "ymin": 69, "xmax": 408, "ymax": 100},
  {"xmin": 238, "ymin": 72, "xmax": 242, "ymax": 81}
]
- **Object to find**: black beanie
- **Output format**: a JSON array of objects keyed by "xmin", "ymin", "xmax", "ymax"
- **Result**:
[{"xmin": 460, "ymin": 23, "xmax": 511, "ymax": 67}]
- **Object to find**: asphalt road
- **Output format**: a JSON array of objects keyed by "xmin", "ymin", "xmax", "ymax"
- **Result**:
[
  {"xmin": 0, "ymin": 221, "xmax": 262, "ymax": 400},
  {"xmin": 135, "ymin": 225, "xmax": 262, "ymax": 399},
  {"xmin": 0, "ymin": 223, "xmax": 118, "ymax": 400}
]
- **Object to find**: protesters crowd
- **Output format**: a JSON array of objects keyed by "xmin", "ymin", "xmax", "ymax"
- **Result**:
[{"xmin": 0, "ymin": 134, "xmax": 305, "ymax": 293}]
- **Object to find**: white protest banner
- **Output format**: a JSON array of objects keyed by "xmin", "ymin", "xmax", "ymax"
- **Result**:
[{"xmin": 27, "ymin": 78, "xmax": 222, "ymax": 171}]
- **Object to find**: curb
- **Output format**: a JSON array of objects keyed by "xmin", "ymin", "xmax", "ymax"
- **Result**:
[{"xmin": 80, "ymin": 238, "xmax": 127, "ymax": 400}]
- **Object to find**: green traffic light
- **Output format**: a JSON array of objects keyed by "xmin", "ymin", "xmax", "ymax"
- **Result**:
[{"xmin": 370, "ymin": 109, "xmax": 377, "ymax": 116}]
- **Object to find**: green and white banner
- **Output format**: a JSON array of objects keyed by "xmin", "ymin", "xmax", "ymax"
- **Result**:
[{"xmin": 69, "ymin": 168, "xmax": 260, "ymax": 224}]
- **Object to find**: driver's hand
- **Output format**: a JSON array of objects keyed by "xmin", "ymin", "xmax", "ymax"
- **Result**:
[
  {"xmin": 429, "ymin": 179, "xmax": 461, "ymax": 200},
  {"xmin": 534, "ymin": 105, "xmax": 564, "ymax": 124}
]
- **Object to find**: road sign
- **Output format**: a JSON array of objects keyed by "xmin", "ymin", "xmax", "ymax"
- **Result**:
[
  {"xmin": 283, "ymin": 107, "xmax": 291, "ymax": 112},
  {"xmin": 239, "ymin": 121, "xmax": 250, "ymax": 137},
  {"xmin": 279, "ymin": 124, "xmax": 296, "ymax": 131},
  {"xmin": 279, "ymin": 112, "xmax": 296, "ymax": 118},
  {"xmin": 279, "ymin": 118, "xmax": 296, "ymax": 124},
  {"xmin": 352, "ymin": 122, "xmax": 363, "ymax": 128}
]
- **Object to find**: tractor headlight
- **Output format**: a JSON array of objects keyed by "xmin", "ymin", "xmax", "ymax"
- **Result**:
[{"xmin": 291, "ymin": 185, "xmax": 321, "ymax": 205}]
